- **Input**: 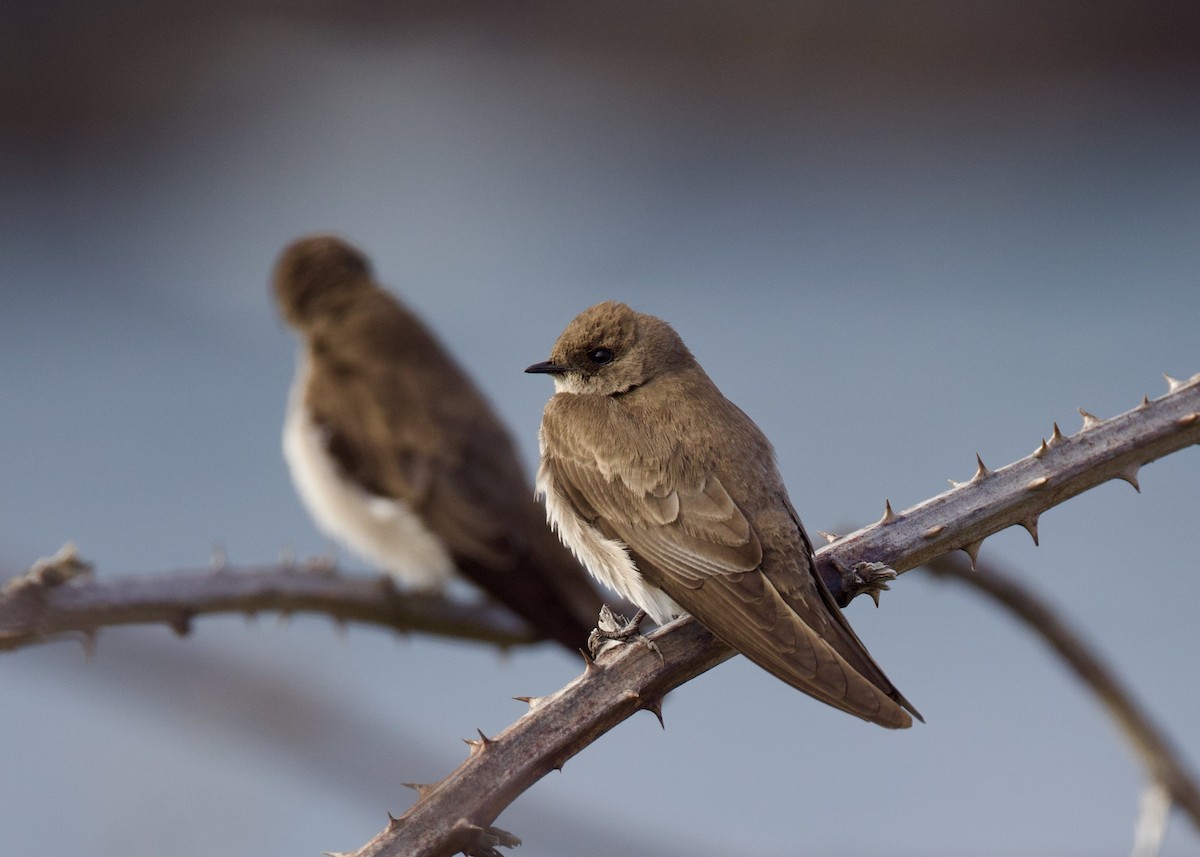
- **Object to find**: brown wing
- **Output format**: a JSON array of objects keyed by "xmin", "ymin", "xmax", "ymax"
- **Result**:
[
  {"xmin": 306, "ymin": 291, "xmax": 599, "ymax": 645},
  {"xmin": 305, "ymin": 290, "xmax": 530, "ymax": 568},
  {"xmin": 544, "ymin": 396, "xmax": 915, "ymax": 728}
]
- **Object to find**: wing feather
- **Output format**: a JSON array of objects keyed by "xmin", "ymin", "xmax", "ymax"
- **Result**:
[{"xmin": 305, "ymin": 294, "xmax": 546, "ymax": 571}]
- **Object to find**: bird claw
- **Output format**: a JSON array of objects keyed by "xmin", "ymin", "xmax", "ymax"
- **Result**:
[
  {"xmin": 844, "ymin": 561, "xmax": 897, "ymax": 607},
  {"xmin": 587, "ymin": 606, "xmax": 661, "ymax": 662}
]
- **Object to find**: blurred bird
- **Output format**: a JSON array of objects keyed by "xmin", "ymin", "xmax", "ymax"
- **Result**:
[
  {"xmin": 273, "ymin": 235, "xmax": 600, "ymax": 650},
  {"xmin": 527, "ymin": 301, "xmax": 920, "ymax": 726}
]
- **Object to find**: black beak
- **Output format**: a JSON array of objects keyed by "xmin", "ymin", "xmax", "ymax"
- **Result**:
[{"xmin": 525, "ymin": 360, "xmax": 568, "ymax": 375}]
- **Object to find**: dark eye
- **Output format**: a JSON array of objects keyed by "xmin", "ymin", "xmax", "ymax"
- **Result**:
[{"xmin": 587, "ymin": 347, "xmax": 614, "ymax": 365}]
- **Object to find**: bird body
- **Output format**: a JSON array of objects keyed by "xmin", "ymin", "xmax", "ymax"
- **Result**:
[
  {"xmin": 283, "ymin": 351, "xmax": 455, "ymax": 587},
  {"xmin": 273, "ymin": 236, "xmax": 600, "ymax": 649},
  {"xmin": 529, "ymin": 301, "xmax": 919, "ymax": 727}
]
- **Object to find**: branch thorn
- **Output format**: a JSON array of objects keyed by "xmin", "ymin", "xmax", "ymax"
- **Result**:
[
  {"xmin": 1117, "ymin": 465, "xmax": 1142, "ymax": 493},
  {"xmin": 1019, "ymin": 515, "xmax": 1041, "ymax": 546},
  {"xmin": 641, "ymin": 696, "xmax": 666, "ymax": 729},
  {"xmin": 402, "ymin": 782, "xmax": 435, "ymax": 798},
  {"xmin": 1078, "ymin": 408, "xmax": 1102, "ymax": 431},
  {"xmin": 168, "ymin": 610, "xmax": 193, "ymax": 638},
  {"xmin": 463, "ymin": 728, "xmax": 495, "ymax": 753}
]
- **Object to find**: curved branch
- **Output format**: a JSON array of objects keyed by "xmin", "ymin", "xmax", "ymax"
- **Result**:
[
  {"xmin": 0, "ymin": 549, "xmax": 535, "ymax": 651},
  {"xmin": 344, "ymin": 375, "xmax": 1200, "ymax": 856},
  {"xmin": 819, "ymin": 373, "xmax": 1200, "ymax": 604},
  {"xmin": 344, "ymin": 616, "xmax": 732, "ymax": 857},
  {"xmin": 926, "ymin": 553, "xmax": 1200, "ymax": 829}
]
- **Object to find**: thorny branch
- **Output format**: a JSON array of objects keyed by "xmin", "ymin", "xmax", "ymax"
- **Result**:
[
  {"xmin": 819, "ymin": 373, "xmax": 1200, "ymax": 604},
  {"xmin": 4, "ymin": 374, "xmax": 1198, "ymax": 857},
  {"xmin": 346, "ymin": 372, "xmax": 1200, "ymax": 857},
  {"xmin": 0, "ymin": 550, "xmax": 535, "ymax": 652}
]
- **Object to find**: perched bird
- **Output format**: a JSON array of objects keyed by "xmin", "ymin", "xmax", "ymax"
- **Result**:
[
  {"xmin": 527, "ymin": 301, "xmax": 920, "ymax": 727},
  {"xmin": 273, "ymin": 235, "xmax": 600, "ymax": 650}
]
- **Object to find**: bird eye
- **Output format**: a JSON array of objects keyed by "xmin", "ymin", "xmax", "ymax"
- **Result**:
[{"xmin": 587, "ymin": 347, "xmax": 615, "ymax": 365}]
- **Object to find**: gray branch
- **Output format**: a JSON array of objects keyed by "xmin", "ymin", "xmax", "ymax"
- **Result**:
[
  {"xmin": 0, "ymin": 550, "xmax": 535, "ymax": 651},
  {"xmin": 338, "ymin": 617, "xmax": 734, "ymax": 857},
  {"xmin": 819, "ymin": 372, "xmax": 1200, "ymax": 604},
  {"xmin": 343, "ymin": 372, "xmax": 1200, "ymax": 857}
]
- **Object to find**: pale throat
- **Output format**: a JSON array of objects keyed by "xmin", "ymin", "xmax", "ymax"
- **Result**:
[{"xmin": 552, "ymin": 374, "xmax": 584, "ymax": 395}]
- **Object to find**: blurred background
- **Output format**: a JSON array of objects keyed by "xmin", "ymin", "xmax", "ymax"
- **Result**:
[{"xmin": 2, "ymin": 2, "xmax": 1198, "ymax": 855}]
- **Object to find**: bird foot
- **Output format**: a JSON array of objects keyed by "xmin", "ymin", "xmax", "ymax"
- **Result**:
[
  {"xmin": 843, "ymin": 561, "xmax": 898, "ymax": 607},
  {"xmin": 587, "ymin": 606, "xmax": 661, "ymax": 661}
]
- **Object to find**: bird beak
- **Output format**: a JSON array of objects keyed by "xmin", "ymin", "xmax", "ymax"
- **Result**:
[{"xmin": 525, "ymin": 360, "xmax": 568, "ymax": 375}]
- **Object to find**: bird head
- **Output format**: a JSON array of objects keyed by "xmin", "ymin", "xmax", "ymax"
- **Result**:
[
  {"xmin": 526, "ymin": 301, "xmax": 692, "ymax": 396},
  {"xmin": 272, "ymin": 235, "xmax": 373, "ymax": 330}
]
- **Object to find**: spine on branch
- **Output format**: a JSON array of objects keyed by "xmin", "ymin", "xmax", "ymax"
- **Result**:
[{"xmin": 821, "ymin": 372, "xmax": 1200, "ymax": 604}]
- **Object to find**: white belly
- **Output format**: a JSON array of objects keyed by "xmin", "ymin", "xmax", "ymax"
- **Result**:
[
  {"xmin": 282, "ymin": 354, "xmax": 454, "ymax": 588},
  {"xmin": 535, "ymin": 457, "xmax": 682, "ymax": 625}
]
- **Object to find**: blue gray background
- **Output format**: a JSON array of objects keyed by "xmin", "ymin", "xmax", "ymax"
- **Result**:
[{"xmin": 3, "ymin": 4, "xmax": 1198, "ymax": 855}]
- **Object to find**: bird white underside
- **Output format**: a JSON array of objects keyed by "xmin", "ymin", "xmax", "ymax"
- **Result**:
[
  {"xmin": 282, "ymin": 354, "xmax": 454, "ymax": 588},
  {"xmin": 536, "ymin": 444, "xmax": 683, "ymax": 625}
]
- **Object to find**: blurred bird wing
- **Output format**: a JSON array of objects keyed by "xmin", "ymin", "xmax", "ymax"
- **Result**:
[
  {"xmin": 305, "ymin": 323, "xmax": 518, "ymax": 569},
  {"xmin": 417, "ymin": 406, "xmax": 534, "ymax": 570}
]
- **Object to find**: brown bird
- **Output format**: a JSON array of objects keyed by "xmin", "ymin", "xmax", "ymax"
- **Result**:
[
  {"xmin": 273, "ymin": 235, "xmax": 600, "ymax": 650},
  {"xmin": 527, "ymin": 301, "xmax": 920, "ymax": 727}
]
